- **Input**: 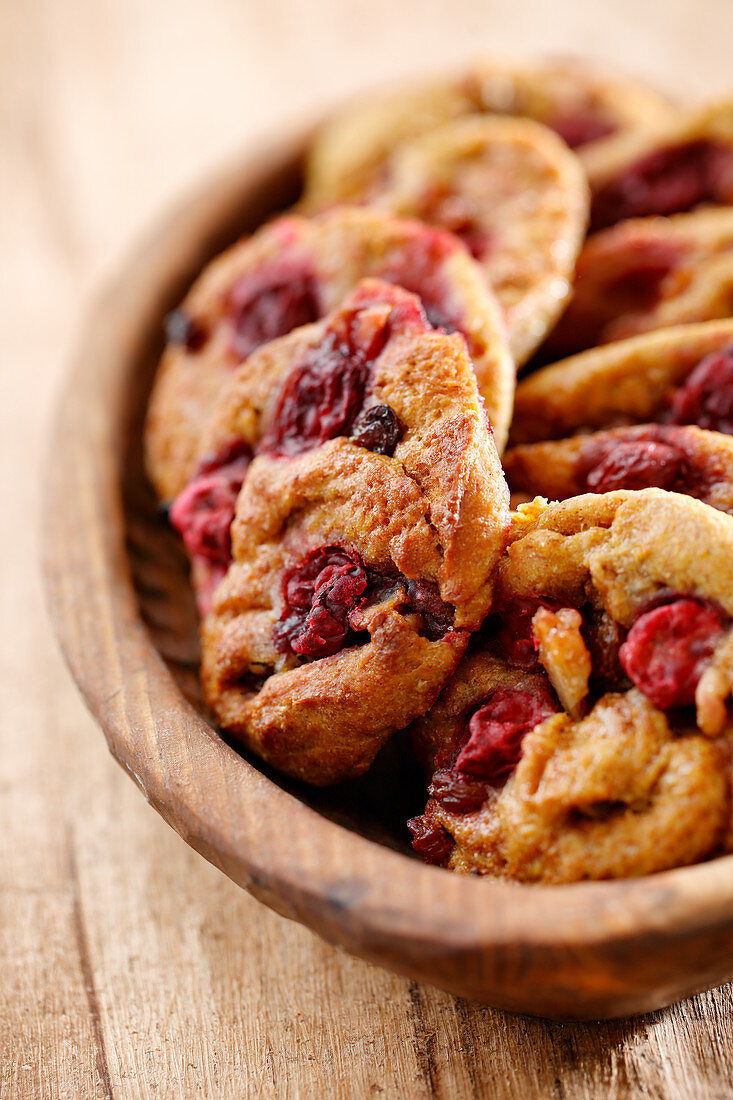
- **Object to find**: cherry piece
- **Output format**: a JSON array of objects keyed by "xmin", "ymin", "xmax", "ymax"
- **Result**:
[
  {"xmin": 455, "ymin": 684, "xmax": 559, "ymax": 782},
  {"xmin": 165, "ymin": 308, "xmax": 207, "ymax": 352},
  {"xmin": 666, "ymin": 346, "xmax": 733, "ymax": 435},
  {"xmin": 404, "ymin": 578, "xmax": 455, "ymax": 640},
  {"xmin": 591, "ymin": 140, "xmax": 724, "ymax": 231},
  {"xmin": 619, "ymin": 597, "xmax": 725, "ymax": 709},
  {"xmin": 407, "ymin": 812, "xmax": 454, "ymax": 864},
  {"xmin": 550, "ymin": 110, "xmax": 615, "ymax": 149},
  {"xmin": 579, "ymin": 437, "xmax": 686, "ymax": 493},
  {"xmin": 428, "ymin": 767, "xmax": 489, "ymax": 814},
  {"xmin": 228, "ymin": 264, "xmax": 320, "ymax": 360},
  {"xmin": 273, "ymin": 545, "xmax": 368, "ymax": 660},
  {"xmin": 490, "ymin": 596, "xmax": 563, "ymax": 670},
  {"xmin": 260, "ymin": 304, "xmax": 394, "ymax": 459},
  {"xmin": 169, "ymin": 446, "xmax": 251, "ymax": 568},
  {"xmin": 350, "ymin": 404, "xmax": 405, "ymax": 456}
]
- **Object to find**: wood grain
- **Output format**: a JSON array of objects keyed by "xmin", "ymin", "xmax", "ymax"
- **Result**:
[{"xmin": 7, "ymin": 0, "xmax": 733, "ymax": 1096}]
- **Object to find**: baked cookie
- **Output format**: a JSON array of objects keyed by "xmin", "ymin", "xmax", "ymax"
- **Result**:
[
  {"xmin": 372, "ymin": 116, "xmax": 589, "ymax": 364},
  {"xmin": 409, "ymin": 490, "xmax": 733, "ymax": 881},
  {"xmin": 545, "ymin": 208, "xmax": 733, "ymax": 358},
  {"xmin": 505, "ymin": 424, "xmax": 733, "ymax": 513},
  {"xmin": 145, "ymin": 208, "xmax": 513, "ymax": 501},
  {"xmin": 173, "ymin": 279, "xmax": 511, "ymax": 785},
  {"xmin": 511, "ymin": 318, "xmax": 733, "ymax": 444},
  {"xmin": 586, "ymin": 99, "xmax": 733, "ymax": 231},
  {"xmin": 305, "ymin": 57, "xmax": 672, "ymax": 206}
]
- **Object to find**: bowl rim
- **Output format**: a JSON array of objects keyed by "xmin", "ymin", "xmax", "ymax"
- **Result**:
[{"xmin": 42, "ymin": 123, "xmax": 733, "ymax": 1018}]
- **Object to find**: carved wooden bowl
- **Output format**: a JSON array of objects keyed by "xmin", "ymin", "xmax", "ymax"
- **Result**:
[{"xmin": 43, "ymin": 127, "xmax": 733, "ymax": 1019}]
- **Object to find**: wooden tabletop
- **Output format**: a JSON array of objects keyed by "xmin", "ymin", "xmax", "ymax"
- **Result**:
[{"xmin": 5, "ymin": 1, "xmax": 733, "ymax": 1096}]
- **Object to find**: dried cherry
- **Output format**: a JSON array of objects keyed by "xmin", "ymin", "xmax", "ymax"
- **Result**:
[
  {"xmin": 591, "ymin": 140, "xmax": 725, "ymax": 230},
  {"xmin": 428, "ymin": 767, "xmax": 488, "ymax": 813},
  {"xmin": 455, "ymin": 684, "xmax": 559, "ymax": 782},
  {"xmin": 407, "ymin": 811, "xmax": 454, "ymax": 864},
  {"xmin": 666, "ymin": 346, "xmax": 733, "ymax": 435},
  {"xmin": 579, "ymin": 437, "xmax": 686, "ymax": 493},
  {"xmin": 168, "ymin": 445, "xmax": 251, "ymax": 568},
  {"xmin": 619, "ymin": 597, "xmax": 726, "ymax": 709},
  {"xmin": 350, "ymin": 404, "xmax": 405, "ymax": 456},
  {"xmin": 273, "ymin": 545, "xmax": 368, "ymax": 660},
  {"xmin": 228, "ymin": 264, "xmax": 320, "ymax": 360}
]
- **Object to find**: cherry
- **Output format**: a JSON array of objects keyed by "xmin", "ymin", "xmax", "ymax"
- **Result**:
[
  {"xmin": 228, "ymin": 265, "xmax": 319, "ymax": 360},
  {"xmin": 455, "ymin": 684, "xmax": 559, "ymax": 782},
  {"xmin": 350, "ymin": 404, "xmax": 405, "ymax": 456},
  {"xmin": 666, "ymin": 346, "xmax": 733, "ymax": 435},
  {"xmin": 273, "ymin": 545, "xmax": 368, "ymax": 660},
  {"xmin": 619, "ymin": 597, "xmax": 725, "ymax": 709}
]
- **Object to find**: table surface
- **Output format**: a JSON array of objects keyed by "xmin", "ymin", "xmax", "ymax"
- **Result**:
[{"xmin": 5, "ymin": 1, "xmax": 733, "ymax": 1096}]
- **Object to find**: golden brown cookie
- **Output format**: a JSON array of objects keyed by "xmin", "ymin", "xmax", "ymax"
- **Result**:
[
  {"xmin": 511, "ymin": 318, "xmax": 733, "ymax": 444},
  {"xmin": 586, "ymin": 99, "xmax": 733, "ymax": 230},
  {"xmin": 145, "ymin": 208, "xmax": 513, "ymax": 501},
  {"xmin": 176, "ymin": 279, "xmax": 511, "ymax": 785},
  {"xmin": 545, "ymin": 208, "xmax": 733, "ymax": 358},
  {"xmin": 372, "ymin": 116, "xmax": 589, "ymax": 364},
  {"xmin": 305, "ymin": 57, "xmax": 672, "ymax": 206},
  {"xmin": 505, "ymin": 424, "xmax": 733, "ymax": 513},
  {"xmin": 409, "ymin": 490, "xmax": 733, "ymax": 881}
]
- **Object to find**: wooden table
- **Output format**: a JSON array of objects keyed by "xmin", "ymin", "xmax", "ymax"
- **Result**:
[{"xmin": 4, "ymin": 1, "xmax": 733, "ymax": 1096}]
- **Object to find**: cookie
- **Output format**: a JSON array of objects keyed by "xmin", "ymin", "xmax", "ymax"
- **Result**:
[
  {"xmin": 409, "ymin": 490, "xmax": 733, "ymax": 881},
  {"xmin": 176, "ymin": 279, "xmax": 511, "ymax": 785},
  {"xmin": 145, "ymin": 208, "xmax": 514, "ymax": 501},
  {"xmin": 505, "ymin": 425, "xmax": 733, "ymax": 512},
  {"xmin": 372, "ymin": 116, "xmax": 589, "ymax": 364},
  {"xmin": 511, "ymin": 318, "xmax": 733, "ymax": 444},
  {"xmin": 586, "ymin": 99, "xmax": 733, "ymax": 231},
  {"xmin": 305, "ymin": 57, "xmax": 672, "ymax": 206},
  {"xmin": 545, "ymin": 208, "xmax": 733, "ymax": 358}
]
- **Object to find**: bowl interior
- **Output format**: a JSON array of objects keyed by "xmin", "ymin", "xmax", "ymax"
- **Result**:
[{"xmin": 120, "ymin": 150, "xmax": 429, "ymax": 857}]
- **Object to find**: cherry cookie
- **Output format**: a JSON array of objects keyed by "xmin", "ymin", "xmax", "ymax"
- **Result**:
[
  {"xmin": 585, "ymin": 99, "xmax": 733, "ymax": 231},
  {"xmin": 177, "ymin": 279, "xmax": 510, "ymax": 785},
  {"xmin": 545, "ymin": 208, "xmax": 733, "ymax": 359},
  {"xmin": 145, "ymin": 208, "xmax": 513, "ymax": 501},
  {"xmin": 511, "ymin": 318, "xmax": 733, "ymax": 444},
  {"xmin": 409, "ymin": 490, "xmax": 733, "ymax": 882},
  {"xmin": 372, "ymin": 116, "xmax": 589, "ymax": 364},
  {"xmin": 505, "ymin": 424, "xmax": 733, "ymax": 513},
  {"xmin": 305, "ymin": 57, "xmax": 672, "ymax": 206}
]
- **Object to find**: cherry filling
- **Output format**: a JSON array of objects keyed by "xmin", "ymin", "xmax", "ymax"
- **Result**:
[
  {"xmin": 415, "ymin": 185, "xmax": 492, "ymax": 261},
  {"xmin": 578, "ymin": 434, "xmax": 688, "ymax": 494},
  {"xmin": 428, "ymin": 768, "xmax": 489, "ymax": 813},
  {"xmin": 350, "ymin": 404, "xmax": 405, "ymax": 456},
  {"xmin": 550, "ymin": 110, "xmax": 616, "ymax": 149},
  {"xmin": 165, "ymin": 308, "xmax": 207, "ymax": 352},
  {"xmin": 591, "ymin": 140, "xmax": 729, "ymax": 231},
  {"xmin": 272, "ymin": 545, "xmax": 368, "ymax": 659},
  {"xmin": 666, "ymin": 346, "xmax": 733, "ymax": 434},
  {"xmin": 619, "ymin": 597, "xmax": 726, "ymax": 709},
  {"xmin": 260, "ymin": 300, "xmax": 395, "ymax": 458},
  {"xmin": 228, "ymin": 263, "xmax": 320, "ymax": 360},
  {"xmin": 169, "ymin": 443, "xmax": 251, "ymax": 567},
  {"xmin": 404, "ymin": 579, "xmax": 456, "ymax": 640},
  {"xmin": 455, "ymin": 684, "xmax": 560, "ymax": 782},
  {"xmin": 379, "ymin": 227, "xmax": 469, "ymax": 343},
  {"xmin": 486, "ymin": 596, "xmax": 564, "ymax": 670},
  {"xmin": 407, "ymin": 810, "xmax": 454, "ymax": 864}
]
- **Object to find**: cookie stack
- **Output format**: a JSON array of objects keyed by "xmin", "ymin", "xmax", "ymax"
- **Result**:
[{"xmin": 145, "ymin": 57, "xmax": 733, "ymax": 884}]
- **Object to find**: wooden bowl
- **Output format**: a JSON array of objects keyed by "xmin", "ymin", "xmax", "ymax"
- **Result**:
[{"xmin": 43, "ymin": 126, "xmax": 733, "ymax": 1020}]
